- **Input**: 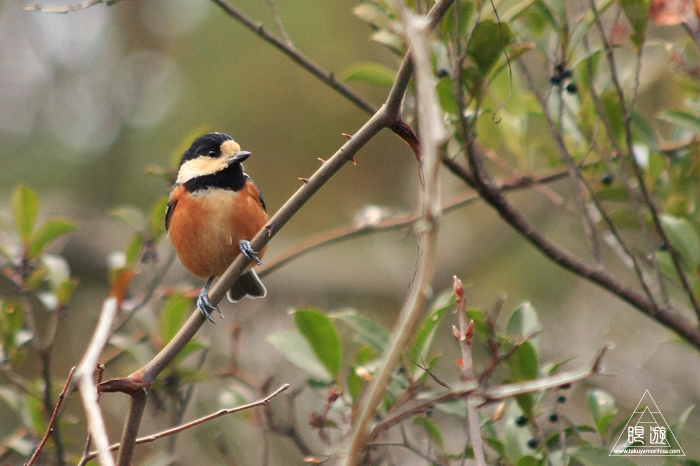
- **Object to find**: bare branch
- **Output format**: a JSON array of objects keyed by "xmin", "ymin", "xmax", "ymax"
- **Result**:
[
  {"xmin": 25, "ymin": 367, "xmax": 75, "ymax": 466},
  {"xmin": 342, "ymin": 1, "xmax": 449, "ymax": 463},
  {"xmin": 371, "ymin": 345, "xmax": 609, "ymax": 442},
  {"xmin": 85, "ymin": 384, "xmax": 289, "ymax": 462},
  {"xmin": 443, "ymin": 156, "xmax": 700, "ymax": 349},
  {"xmin": 75, "ymin": 298, "xmax": 119, "ymax": 466}
]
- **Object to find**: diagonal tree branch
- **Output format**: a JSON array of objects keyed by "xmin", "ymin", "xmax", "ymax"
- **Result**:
[{"xmin": 442, "ymin": 154, "xmax": 700, "ymax": 349}]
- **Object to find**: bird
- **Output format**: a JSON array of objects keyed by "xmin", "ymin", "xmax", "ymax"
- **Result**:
[{"xmin": 165, "ymin": 132, "xmax": 268, "ymax": 322}]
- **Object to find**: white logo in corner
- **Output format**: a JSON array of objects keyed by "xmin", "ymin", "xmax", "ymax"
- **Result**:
[{"xmin": 609, "ymin": 390, "xmax": 684, "ymax": 456}]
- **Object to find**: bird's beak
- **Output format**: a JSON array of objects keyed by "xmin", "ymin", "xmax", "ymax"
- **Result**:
[{"xmin": 229, "ymin": 151, "xmax": 251, "ymax": 164}]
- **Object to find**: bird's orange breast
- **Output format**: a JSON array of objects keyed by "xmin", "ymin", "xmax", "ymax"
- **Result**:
[{"xmin": 168, "ymin": 183, "xmax": 268, "ymax": 279}]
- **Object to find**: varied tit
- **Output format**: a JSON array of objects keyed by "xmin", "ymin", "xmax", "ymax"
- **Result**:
[{"xmin": 166, "ymin": 132, "xmax": 268, "ymax": 322}]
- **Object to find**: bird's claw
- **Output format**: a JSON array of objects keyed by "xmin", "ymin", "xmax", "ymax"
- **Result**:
[
  {"xmin": 197, "ymin": 288, "xmax": 223, "ymax": 323},
  {"xmin": 240, "ymin": 240, "xmax": 263, "ymax": 266}
]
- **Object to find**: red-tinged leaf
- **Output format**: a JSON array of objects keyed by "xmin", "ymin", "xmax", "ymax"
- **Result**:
[{"xmin": 110, "ymin": 269, "xmax": 135, "ymax": 304}]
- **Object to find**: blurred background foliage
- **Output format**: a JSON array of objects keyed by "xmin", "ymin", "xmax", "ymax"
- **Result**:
[{"xmin": 2, "ymin": 0, "xmax": 700, "ymax": 464}]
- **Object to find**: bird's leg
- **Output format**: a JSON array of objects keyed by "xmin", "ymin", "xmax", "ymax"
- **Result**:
[
  {"xmin": 239, "ymin": 240, "xmax": 263, "ymax": 266},
  {"xmin": 197, "ymin": 277, "xmax": 223, "ymax": 322}
]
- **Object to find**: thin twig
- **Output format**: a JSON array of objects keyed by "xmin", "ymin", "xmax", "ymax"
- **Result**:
[
  {"xmin": 265, "ymin": 0, "xmax": 293, "ymax": 48},
  {"xmin": 24, "ymin": 0, "xmax": 121, "ymax": 13},
  {"xmin": 75, "ymin": 298, "xmax": 119, "ymax": 466},
  {"xmin": 85, "ymin": 384, "xmax": 289, "ymax": 462},
  {"xmin": 210, "ymin": 0, "xmax": 377, "ymax": 115},
  {"xmin": 25, "ymin": 367, "xmax": 75, "ymax": 466},
  {"xmin": 370, "ymin": 345, "xmax": 609, "ymax": 440}
]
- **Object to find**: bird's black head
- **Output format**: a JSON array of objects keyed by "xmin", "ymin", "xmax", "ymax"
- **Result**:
[
  {"xmin": 175, "ymin": 132, "xmax": 252, "ymax": 191},
  {"xmin": 179, "ymin": 132, "xmax": 234, "ymax": 168}
]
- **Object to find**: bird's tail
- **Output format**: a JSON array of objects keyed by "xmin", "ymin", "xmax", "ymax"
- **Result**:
[{"xmin": 227, "ymin": 270, "xmax": 267, "ymax": 303}]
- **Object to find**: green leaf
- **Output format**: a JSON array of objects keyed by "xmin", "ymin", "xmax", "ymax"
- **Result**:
[
  {"xmin": 507, "ymin": 342, "xmax": 539, "ymax": 381},
  {"xmin": 56, "ymin": 278, "xmax": 79, "ymax": 305},
  {"xmin": 267, "ymin": 331, "xmax": 333, "ymax": 383},
  {"xmin": 160, "ymin": 294, "xmax": 191, "ymax": 346},
  {"xmin": 149, "ymin": 196, "xmax": 169, "ymax": 239},
  {"xmin": 437, "ymin": 77, "xmax": 459, "ymax": 115},
  {"xmin": 413, "ymin": 416, "xmax": 445, "ymax": 451},
  {"xmin": 663, "ymin": 405, "xmax": 694, "ymax": 466},
  {"xmin": 410, "ymin": 293, "xmax": 453, "ymax": 379},
  {"xmin": 467, "ymin": 20, "xmax": 513, "ymax": 76},
  {"xmin": 658, "ymin": 110, "xmax": 700, "ymax": 134},
  {"xmin": 353, "ymin": 2, "xmax": 392, "ymax": 28},
  {"xmin": 506, "ymin": 341, "xmax": 538, "ymax": 417},
  {"xmin": 465, "ymin": 308, "xmax": 489, "ymax": 341},
  {"xmin": 371, "ymin": 30, "xmax": 405, "ymax": 55},
  {"xmin": 294, "ymin": 309, "xmax": 342, "ymax": 380},
  {"xmin": 505, "ymin": 301, "xmax": 542, "ymax": 352},
  {"xmin": 28, "ymin": 219, "xmax": 77, "ymax": 258},
  {"xmin": 414, "ymin": 416, "xmax": 445, "ymax": 451},
  {"xmin": 332, "ymin": 310, "xmax": 389, "ymax": 353},
  {"xmin": 441, "ymin": 0, "xmax": 473, "ymax": 36},
  {"xmin": 661, "ymin": 214, "xmax": 700, "ymax": 271},
  {"xmin": 347, "ymin": 368, "xmax": 365, "ymax": 402},
  {"xmin": 516, "ymin": 457, "xmax": 541, "ymax": 466},
  {"xmin": 573, "ymin": 446, "xmax": 636, "ymax": 466},
  {"xmin": 620, "ymin": 0, "xmax": 648, "ymax": 51},
  {"xmin": 111, "ymin": 206, "xmax": 147, "ymax": 232},
  {"xmin": 341, "ymin": 62, "xmax": 396, "ymax": 88},
  {"xmin": 125, "ymin": 233, "xmax": 145, "ymax": 266},
  {"xmin": 587, "ymin": 388, "xmax": 617, "ymax": 437},
  {"xmin": 12, "ymin": 184, "xmax": 39, "ymax": 243}
]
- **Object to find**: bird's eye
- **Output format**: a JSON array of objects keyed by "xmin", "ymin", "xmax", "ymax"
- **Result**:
[{"xmin": 207, "ymin": 150, "xmax": 218, "ymax": 157}]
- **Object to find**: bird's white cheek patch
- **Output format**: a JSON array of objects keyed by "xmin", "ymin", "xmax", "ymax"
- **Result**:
[{"xmin": 177, "ymin": 157, "xmax": 229, "ymax": 184}]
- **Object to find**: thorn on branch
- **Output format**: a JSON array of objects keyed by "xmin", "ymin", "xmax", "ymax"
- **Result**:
[
  {"xmin": 389, "ymin": 118, "xmax": 422, "ymax": 162},
  {"xmin": 299, "ymin": 178, "xmax": 309, "ymax": 184},
  {"xmin": 97, "ymin": 376, "xmax": 151, "ymax": 395}
]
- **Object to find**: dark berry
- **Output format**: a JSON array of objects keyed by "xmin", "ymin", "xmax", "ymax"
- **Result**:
[
  {"xmin": 515, "ymin": 415, "xmax": 528, "ymax": 426},
  {"xmin": 601, "ymin": 173, "xmax": 614, "ymax": 186},
  {"xmin": 565, "ymin": 82, "xmax": 578, "ymax": 94},
  {"xmin": 550, "ymin": 75, "xmax": 562, "ymax": 86},
  {"xmin": 555, "ymin": 64, "xmax": 564, "ymax": 74},
  {"xmin": 436, "ymin": 68, "xmax": 449, "ymax": 78},
  {"xmin": 557, "ymin": 395, "xmax": 567, "ymax": 404},
  {"xmin": 527, "ymin": 437, "xmax": 539, "ymax": 449},
  {"xmin": 561, "ymin": 69, "xmax": 573, "ymax": 80},
  {"xmin": 549, "ymin": 413, "xmax": 559, "ymax": 423}
]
